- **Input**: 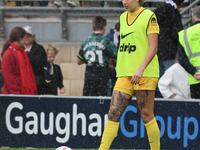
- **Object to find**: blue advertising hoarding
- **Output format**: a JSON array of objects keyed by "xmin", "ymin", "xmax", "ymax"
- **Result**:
[{"xmin": 0, "ymin": 95, "xmax": 200, "ymax": 149}]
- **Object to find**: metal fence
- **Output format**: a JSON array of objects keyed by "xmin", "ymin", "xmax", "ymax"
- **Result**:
[{"xmin": 0, "ymin": 0, "xmax": 199, "ymax": 40}]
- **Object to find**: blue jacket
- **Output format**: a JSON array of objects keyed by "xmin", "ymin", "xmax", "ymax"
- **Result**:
[{"xmin": 106, "ymin": 29, "xmax": 115, "ymax": 42}]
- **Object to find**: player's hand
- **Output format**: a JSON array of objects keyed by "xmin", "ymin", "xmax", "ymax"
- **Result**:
[
  {"xmin": 130, "ymin": 69, "xmax": 143, "ymax": 85},
  {"xmin": 169, "ymin": 93, "xmax": 176, "ymax": 98},
  {"xmin": 194, "ymin": 72, "xmax": 200, "ymax": 80},
  {"xmin": 46, "ymin": 80, "xmax": 51, "ymax": 83},
  {"xmin": 60, "ymin": 87, "xmax": 66, "ymax": 94}
]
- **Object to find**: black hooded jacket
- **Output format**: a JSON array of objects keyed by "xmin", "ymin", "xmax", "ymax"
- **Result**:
[
  {"xmin": 26, "ymin": 41, "xmax": 47, "ymax": 94},
  {"xmin": 154, "ymin": 3, "xmax": 183, "ymax": 61}
]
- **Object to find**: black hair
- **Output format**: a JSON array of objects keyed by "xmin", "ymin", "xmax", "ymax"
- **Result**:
[
  {"xmin": 115, "ymin": 22, "xmax": 120, "ymax": 32},
  {"xmin": 173, "ymin": 0, "xmax": 184, "ymax": 6}
]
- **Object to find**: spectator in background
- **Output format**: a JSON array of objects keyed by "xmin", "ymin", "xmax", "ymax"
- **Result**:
[
  {"xmin": 106, "ymin": 22, "xmax": 120, "ymax": 94},
  {"xmin": 48, "ymin": 1, "xmax": 55, "ymax": 7},
  {"xmin": 117, "ymin": 0, "xmax": 123, "ymax": 7},
  {"xmin": 158, "ymin": 63, "xmax": 191, "ymax": 99},
  {"xmin": 44, "ymin": 44, "xmax": 66, "ymax": 95},
  {"xmin": 106, "ymin": 22, "xmax": 120, "ymax": 48},
  {"xmin": 16, "ymin": 1, "xmax": 21, "ymax": 6},
  {"xmin": 154, "ymin": 0, "xmax": 184, "ymax": 76},
  {"xmin": 23, "ymin": 1, "xmax": 34, "ymax": 6},
  {"xmin": 23, "ymin": 26, "xmax": 47, "ymax": 95},
  {"xmin": 5, "ymin": 1, "xmax": 16, "ymax": 6},
  {"xmin": 38, "ymin": 1, "xmax": 49, "ymax": 6},
  {"xmin": 54, "ymin": 0, "xmax": 80, "ymax": 7},
  {"xmin": 1, "ymin": 27, "xmax": 37, "ymax": 95},
  {"xmin": 178, "ymin": 6, "xmax": 200, "ymax": 99},
  {"xmin": 143, "ymin": 1, "xmax": 153, "ymax": 7},
  {"xmin": 154, "ymin": 0, "xmax": 184, "ymax": 98},
  {"xmin": 77, "ymin": 16, "xmax": 118, "ymax": 96}
]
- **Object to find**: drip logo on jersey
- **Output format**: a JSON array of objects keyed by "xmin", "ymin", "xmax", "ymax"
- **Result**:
[
  {"xmin": 120, "ymin": 43, "xmax": 136, "ymax": 53},
  {"xmin": 121, "ymin": 31, "xmax": 135, "ymax": 39}
]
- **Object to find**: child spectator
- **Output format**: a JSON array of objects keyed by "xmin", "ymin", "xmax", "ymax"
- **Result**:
[
  {"xmin": 77, "ymin": 16, "xmax": 118, "ymax": 96},
  {"xmin": 1, "ymin": 27, "xmax": 37, "ymax": 95},
  {"xmin": 45, "ymin": 44, "xmax": 66, "ymax": 95}
]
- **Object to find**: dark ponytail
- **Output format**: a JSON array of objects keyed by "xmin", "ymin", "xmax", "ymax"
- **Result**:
[
  {"xmin": 1, "ymin": 40, "xmax": 10, "ymax": 57},
  {"xmin": 1, "ymin": 27, "xmax": 26, "ymax": 57}
]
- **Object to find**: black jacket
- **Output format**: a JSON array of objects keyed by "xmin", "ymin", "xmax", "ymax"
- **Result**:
[
  {"xmin": 178, "ymin": 21, "xmax": 200, "ymax": 76},
  {"xmin": 45, "ymin": 62, "xmax": 64, "ymax": 95},
  {"xmin": 26, "ymin": 41, "xmax": 47, "ymax": 94},
  {"xmin": 154, "ymin": 3, "xmax": 183, "ymax": 61}
]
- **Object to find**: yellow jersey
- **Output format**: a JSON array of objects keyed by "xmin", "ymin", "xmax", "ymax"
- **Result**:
[{"xmin": 116, "ymin": 7, "xmax": 159, "ymax": 78}]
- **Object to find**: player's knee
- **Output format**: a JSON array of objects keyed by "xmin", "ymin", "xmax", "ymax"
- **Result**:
[{"xmin": 140, "ymin": 112, "xmax": 153, "ymax": 124}]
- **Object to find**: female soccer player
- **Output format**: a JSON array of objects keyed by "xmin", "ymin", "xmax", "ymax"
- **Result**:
[{"xmin": 99, "ymin": 0, "xmax": 160, "ymax": 149}]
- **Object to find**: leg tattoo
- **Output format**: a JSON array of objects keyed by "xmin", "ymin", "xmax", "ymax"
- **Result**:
[
  {"xmin": 109, "ymin": 91, "xmax": 132, "ymax": 122},
  {"xmin": 136, "ymin": 90, "xmax": 149, "ymax": 110}
]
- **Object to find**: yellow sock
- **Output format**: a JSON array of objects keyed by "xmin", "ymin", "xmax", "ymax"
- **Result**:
[
  {"xmin": 145, "ymin": 118, "xmax": 160, "ymax": 150},
  {"xmin": 99, "ymin": 120, "xmax": 119, "ymax": 150}
]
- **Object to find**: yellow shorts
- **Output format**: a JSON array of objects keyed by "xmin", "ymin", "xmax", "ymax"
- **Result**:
[{"xmin": 113, "ymin": 76, "xmax": 158, "ymax": 97}]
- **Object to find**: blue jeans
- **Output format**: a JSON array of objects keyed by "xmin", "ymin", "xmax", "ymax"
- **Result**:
[
  {"xmin": 155, "ymin": 60, "xmax": 175, "ymax": 98},
  {"xmin": 159, "ymin": 60, "xmax": 175, "ymax": 78}
]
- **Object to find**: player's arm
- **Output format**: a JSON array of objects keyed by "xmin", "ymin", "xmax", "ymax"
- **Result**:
[
  {"xmin": 141, "ymin": 33, "xmax": 158, "ymax": 70},
  {"xmin": 131, "ymin": 14, "xmax": 159, "ymax": 84},
  {"xmin": 77, "ymin": 57, "xmax": 85, "ymax": 65},
  {"xmin": 131, "ymin": 33, "xmax": 158, "ymax": 85},
  {"xmin": 77, "ymin": 46, "xmax": 86, "ymax": 65}
]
